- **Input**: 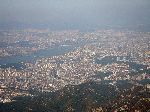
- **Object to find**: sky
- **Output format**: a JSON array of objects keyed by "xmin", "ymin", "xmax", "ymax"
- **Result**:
[{"xmin": 0, "ymin": 0, "xmax": 150, "ymax": 30}]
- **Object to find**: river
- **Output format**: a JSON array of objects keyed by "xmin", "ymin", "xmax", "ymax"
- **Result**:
[{"xmin": 0, "ymin": 39, "xmax": 87, "ymax": 70}]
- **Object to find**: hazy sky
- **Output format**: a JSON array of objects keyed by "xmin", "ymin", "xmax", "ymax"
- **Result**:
[{"xmin": 0, "ymin": 0, "xmax": 150, "ymax": 29}]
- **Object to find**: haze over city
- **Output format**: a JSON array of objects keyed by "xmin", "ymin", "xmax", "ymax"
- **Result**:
[
  {"xmin": 0, "ymin": 0, "xmax": 150, "ymax": 112},
  {"xmin": 0, "ymin": 0, "xmax": 150, "ymax": 30}
]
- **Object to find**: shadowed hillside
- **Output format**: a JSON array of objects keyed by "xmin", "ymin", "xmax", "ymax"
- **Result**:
[{"xmin": 0, "ymin": 81, "xmax": 150, "ymax": 112}]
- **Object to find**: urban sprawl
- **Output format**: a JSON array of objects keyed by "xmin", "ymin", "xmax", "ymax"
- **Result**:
[{"xmin": 0, "ymin": 29, "xmax": 150, "ymax": 103}]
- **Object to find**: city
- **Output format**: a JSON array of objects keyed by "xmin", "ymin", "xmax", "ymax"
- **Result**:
[
  {"xmin": 0, "ymin": 0, "xmax": 150, "ymax": 111},
  {"xmin": 0, "ymin": 29, "xmax": 150, "ymax": 111}
]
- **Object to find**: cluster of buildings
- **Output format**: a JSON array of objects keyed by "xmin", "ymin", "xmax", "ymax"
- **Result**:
[
  {"xmin": 0, "ymin": 29, "xmax": 81, "ymax": 57},
  {"xmin": 0, "ymin": 29, "xmax": 150, "ymax": 103}
]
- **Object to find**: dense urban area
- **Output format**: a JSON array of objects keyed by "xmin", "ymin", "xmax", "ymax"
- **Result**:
[{"xmin": 0, "ymin": 29, "xmax": 150, "ymax": 112}]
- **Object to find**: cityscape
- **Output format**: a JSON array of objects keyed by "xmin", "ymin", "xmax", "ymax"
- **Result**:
[
  {"xmin": 0, "ymin": 0, "xmax": 150, "ymax": 112},
  {"xmin": 0, "ymin": 29, "xmax": 150, "ymax": 111}
]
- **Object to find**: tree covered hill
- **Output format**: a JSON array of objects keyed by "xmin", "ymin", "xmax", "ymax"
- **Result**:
[{"xmin": 0, "ymin": 81, "xmax": 150, "ymax": 112}]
